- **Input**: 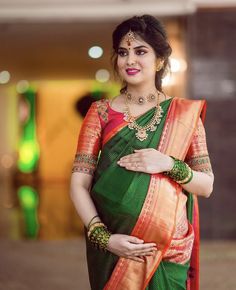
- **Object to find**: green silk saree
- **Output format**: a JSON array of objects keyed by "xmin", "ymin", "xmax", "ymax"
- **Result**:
[{"xmin": 84, "ymin": 97, "xmax": 205, "ymax": 290}]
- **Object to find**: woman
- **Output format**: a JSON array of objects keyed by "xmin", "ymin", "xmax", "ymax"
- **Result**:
[{"xmin": 70, "ymin": 15, "xmax": 214, "ymax": 290}]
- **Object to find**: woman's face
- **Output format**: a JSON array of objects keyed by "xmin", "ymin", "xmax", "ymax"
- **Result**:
[{"xmin": 116, "ymin": 34, "xmax": 158, "ymax": 87}]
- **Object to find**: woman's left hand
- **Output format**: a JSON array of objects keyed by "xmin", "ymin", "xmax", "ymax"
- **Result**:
[{"xmin": 117, "ymin": 148, "xmax": 174, "ymax": 174}]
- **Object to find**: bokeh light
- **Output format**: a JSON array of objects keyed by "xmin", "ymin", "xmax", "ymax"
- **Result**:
[
  {"xmin": 170, "ymin": 58, "xmax": 187, "ymax": 72},
  {"xmin": 0, "ymin": 154, "xmax": 14, "ymax": 169},
  {"xmin": 88, "ymin": 46, "xmax": 103, "ymax": 59},
  {"xmin": 95, "ymin": 69, "xmax": 110, "ymax": 82},
  {"xmin": 0, "ymin": 70, "xmax": 11, "ymax": 84},
  {"xmin": 16, "ymin": 80, "xmax": 30, "ymax": 94}
]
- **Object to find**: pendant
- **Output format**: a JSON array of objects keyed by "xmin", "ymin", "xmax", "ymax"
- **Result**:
[
  {"xmin": 138, "ymin": 97, "xmax": 145, "ymax": 104},
  {"xmin": 136, "ymin": 129, "xmax": 148, "ymax": 141},
  {"xmin": 123, "ymin": 103, "xmax": 164, "ymax": 142},
  {"xmin": 150, "ymin": 125, "xmax": 157, "ymax": 131}
]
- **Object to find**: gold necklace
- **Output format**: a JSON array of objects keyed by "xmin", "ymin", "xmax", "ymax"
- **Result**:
[
  {"xmin": 123, "ymin": 90, "xmax": 164, "ymax": 141},
  {"xmin": 123, "ymin": 89, "xmax": 157, "ymax": 105}
]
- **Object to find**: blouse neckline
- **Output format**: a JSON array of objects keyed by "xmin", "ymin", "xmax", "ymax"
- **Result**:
[{"xmin": 107, "ymin": 97, "xmax": 173, "ymax": 118}]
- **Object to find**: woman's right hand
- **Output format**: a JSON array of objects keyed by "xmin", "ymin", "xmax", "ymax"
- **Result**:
[{"xmin": 107, "ymin": 234, "xmax": 157, "ymax": 263}]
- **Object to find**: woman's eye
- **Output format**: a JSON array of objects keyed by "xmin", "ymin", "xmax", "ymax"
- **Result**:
[
  {"xmin": 118, "ymin": 50, "xmax": 127, "ymax": 56},
  {"xmin": 136, "ymin": 50, "xmax": 146, "ymax": 55}
]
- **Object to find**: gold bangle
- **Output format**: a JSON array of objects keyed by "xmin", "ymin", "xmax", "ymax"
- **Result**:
[
  {"xmin": 179, "ymin": 169, "xmax": 193, "ymax": 184},
  {"xmin": 87, "ymin": 214, "xmax": 100, "ymax": 229},
  {"xmin": 88, "ymin": 225, "xmax": 112, "ymax": 252},
  {"xmin": 88, "ymin": 222, "xmax": 105, "ymax": 237},
  {"xmin": 87, "ymin": 222, "xmax": 106, "ymax": 238},
  {"xmin": 177, "ymin": 166, "xmax": 192, "ymax": 184}
]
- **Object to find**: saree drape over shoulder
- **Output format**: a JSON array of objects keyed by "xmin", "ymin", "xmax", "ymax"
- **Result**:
[{"xmin": 72, "ymin": 97, "xmax": 213, "ymax": 290}]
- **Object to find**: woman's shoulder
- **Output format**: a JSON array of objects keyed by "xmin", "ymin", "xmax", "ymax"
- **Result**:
[
  {"xmin": 94, "ymin": 95, "xmax": 123, "ymax": 112},
  {"xmin": 93, "ymin": 98, "xmax": 109, "ymax": 108}
]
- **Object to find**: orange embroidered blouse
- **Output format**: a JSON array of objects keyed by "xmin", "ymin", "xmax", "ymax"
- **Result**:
[{"xmin": 72, "ymin": 99, "xmax": 213, "ymax": 176}]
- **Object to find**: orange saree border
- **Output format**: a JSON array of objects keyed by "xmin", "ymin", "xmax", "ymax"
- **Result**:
[{"xmin": 104, "ymin": 97, "xmax": 206, "ymax": 290}]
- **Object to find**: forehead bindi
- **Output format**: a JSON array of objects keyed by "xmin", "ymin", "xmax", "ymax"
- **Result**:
[{"xmin": 119, "ymin": 38, "xmax": 150, "ymax": 50}]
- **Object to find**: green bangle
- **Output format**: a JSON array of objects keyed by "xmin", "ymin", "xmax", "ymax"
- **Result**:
[
  {"xmin": 165, "ymin": 156, "xmax": 193, "ymax": 184},
  {"xmin": 88, "ymin": 225, "xmax": 112, "ymax": 252},
  {"xmin": 180, "ymin": 169, "xmax": 193, "ymax": 184}
]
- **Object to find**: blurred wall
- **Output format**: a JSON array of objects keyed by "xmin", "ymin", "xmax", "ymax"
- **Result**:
[
  {"xmin": 37, "ymin": 81, "xmax": 85, "ymax": 181},
  {"xmin": 187, "ymin": 9, "xmax": 236, "ymax": 239}
]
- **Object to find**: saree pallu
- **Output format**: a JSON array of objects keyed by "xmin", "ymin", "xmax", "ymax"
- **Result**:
[{"xmin": 79, "ymin": 97, "xmax": 207, "ymax": 290}]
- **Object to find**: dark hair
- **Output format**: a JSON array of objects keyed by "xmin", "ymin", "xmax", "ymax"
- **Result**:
[{"xmin": 111, "ymin": 15, "xmax": 172, "ymax": 92}]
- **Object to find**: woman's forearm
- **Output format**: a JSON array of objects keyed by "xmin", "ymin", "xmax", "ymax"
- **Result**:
[
  {"xmin": 70, "ymin": 175, "xmax": 101, "ymax": 228},
  {"xmin": 180, "ymin": 171, "xmax": 214, "ymax": 198}
]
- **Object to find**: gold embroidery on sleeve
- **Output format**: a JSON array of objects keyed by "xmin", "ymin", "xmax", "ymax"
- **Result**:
[
  {"xmin": 72, "ymin": 102, "xmax": 102, "ymax": 175},
  {"xmin": 187, "ymin": 154, "xmax": 212, "ymax": 173},
  {"xmin": 72, "ymin": 153, "xmax": 98, "ymax": 175},
  {"xmin": 185, "ymin": 118, "xmax": 213, "ymax": 174},
  {"xmin": 96, "ymin": 99, "xmax": 109, "ymax": 123}
]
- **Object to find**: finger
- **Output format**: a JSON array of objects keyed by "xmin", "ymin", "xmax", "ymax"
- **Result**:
[
  {"xmin": 119, "ymin": 153, "xmax": 136, "ymax": 161},
  {"xmin": 119, "ymin": 151, "xmax": 145, "ymax": 161},
  {"xmin": 133, "ymin": 247, "xmax": 157, "ymax": 254},
  {"xmin": 127, "ymin": 236, "xmax": 144, "ymax": 244},
  {"xmin": 128, "ymin": 256, "xmax": 145, "ymax": 263},
  {"xmin": 118, "ymin": 156, "xmax": 142, "ymax": 164},
  {"xmin": 133, "ymin": 250, "xmax": 157, "ymax": 256},
  {"xmin": 134, "ymin": 149, "xmax": 155, "ymax": 152},
  {"xmin": 127, "ymin": 237, "xmax": 157, "ymax": 247},
  {"xmin": 132, "ymin": 244, "xmax": 157, "ymax": 251},
  {"xmin": 121, "ymin": 165, "xmax": 146, "ymax": 172}
]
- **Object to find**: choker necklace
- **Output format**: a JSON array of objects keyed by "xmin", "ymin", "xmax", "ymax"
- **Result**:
[
  {"xmin": 123, "ymin": 89, "xmax": 157, "ymax": 105},
  {"xmin": 123, "ymin": 90, "xmax": 164, "ymax": 141}
]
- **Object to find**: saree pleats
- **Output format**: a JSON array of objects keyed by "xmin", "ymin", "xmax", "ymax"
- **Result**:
[{"xmin": 86, "ymin": 97, "xmax": 205, "ymax": 290}]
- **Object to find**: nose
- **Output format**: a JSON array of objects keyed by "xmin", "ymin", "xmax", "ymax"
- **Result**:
[{"xmin": 126, "ymin": 51, "xmax": 137, "ymax": 66}]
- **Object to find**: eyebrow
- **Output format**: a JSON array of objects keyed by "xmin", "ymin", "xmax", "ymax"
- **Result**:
[{"xmin": 118, "ymin": 45, "xmax": 149, "ymax": 50}]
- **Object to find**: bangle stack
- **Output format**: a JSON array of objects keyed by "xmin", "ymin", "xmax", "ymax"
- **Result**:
[
  {"xmin": 87, "ymin": 214, "xmax": 100, "ymax": 229},
  {"xmin": 165, "ymin": 156, "xmax": 193, "ymax": 184},
  {"xmin": 87, "ymin": 216, "xmax": 112, "ymax": 252}
]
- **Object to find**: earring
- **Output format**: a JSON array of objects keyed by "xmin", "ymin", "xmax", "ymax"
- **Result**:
[{"xmin": 156, "ymin": 60, "xmax": 164, "ymax": 71}]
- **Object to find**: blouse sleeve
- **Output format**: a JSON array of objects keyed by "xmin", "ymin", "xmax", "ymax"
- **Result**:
[
  {"xmin": 185, "ymin": 118, "xmax": 213, "ymax": 175},
  {"xmin": 72, "ymin": 102, "xmax": 102, "ymax": 175}
]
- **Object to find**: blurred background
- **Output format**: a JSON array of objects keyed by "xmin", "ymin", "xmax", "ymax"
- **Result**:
[{"xmin": 0, "ymin": 0, "xmax": 236, "ymax": 289}]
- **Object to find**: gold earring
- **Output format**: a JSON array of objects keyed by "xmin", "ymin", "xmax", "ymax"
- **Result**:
[{"xmin": 156, "ymin": 60, "xmax": 164, "ymax": 71}]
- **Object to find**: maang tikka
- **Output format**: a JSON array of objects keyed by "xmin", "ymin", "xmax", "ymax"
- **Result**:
[{"xmin": 125, "ymin": 30, "xmax": 136, "ymax": 48}]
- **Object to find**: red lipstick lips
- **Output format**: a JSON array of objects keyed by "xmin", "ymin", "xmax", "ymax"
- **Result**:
[{"xmin": 126, "ymin": 68, "xmax": 140, "ymax": 75}]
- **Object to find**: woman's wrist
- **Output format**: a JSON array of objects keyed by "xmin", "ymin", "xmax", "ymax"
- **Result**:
[
  {"xmin": 86, "ymin": 215, "xmax": 112, "ymax": 252},
  {"xmin": 87, "ymin": 214, "xmax": 101, "ymax": 229},
  {"xmin": 164, "ymin": 156, "xmax": 193, "ymax": 184},
  {"xmin": 165, "ymin": 156, "xmax": 175, "ymax": 172},
  {"xmin": 87, "ymin": 222, "xmax": 112, "ymax": 252}
]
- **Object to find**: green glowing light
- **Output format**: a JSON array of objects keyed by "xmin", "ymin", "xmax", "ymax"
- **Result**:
[
  {"xmin": 17, "ymin": 89, "xmax": 40, "ymax": 173},
  {"xmin": 18, "ymin": 186, "xmax": 38, "ymax": 208},
  {"xmin": 18, "ymin": 140, "xmax": 39, "ymax": 173},
  {"xmin": 18, "ymin": 186, "xmax": 39, "ymax": 238}
]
